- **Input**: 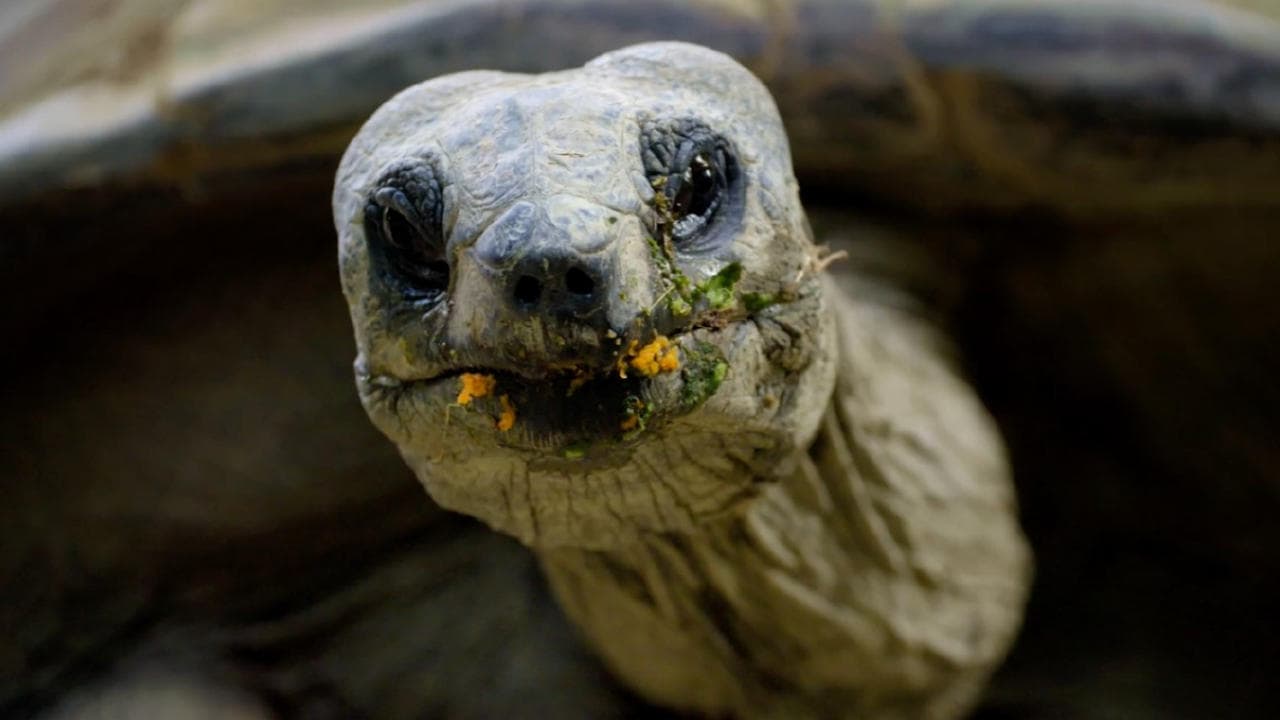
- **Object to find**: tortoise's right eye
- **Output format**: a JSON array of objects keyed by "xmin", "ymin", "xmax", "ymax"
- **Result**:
[
  {"xmin": 365, "ymin": 160, "xmax": 448, "ymax": 304},
  {"xmin": 381, "ymin": 204, "xmax": 418, "ymax": 253}
]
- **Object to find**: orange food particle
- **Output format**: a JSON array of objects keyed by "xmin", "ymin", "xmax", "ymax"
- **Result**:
[
  {"xmin": 626, "ymin": 336, "xmax": 681, "ymax": 378},
  {"xmin": 658, "ymin": 346, "xmax": 680, "ymax": 373},
  {"xmin": 497, "ymin": 394, "xmax": 516, "ymax": 431},
  {"xmin": 457, "ymin": 373, "xmax": 497, "ymax": 405},
  {"xmin": 499, "ymin": 392, "xmax": 519, "ymax": 430},
  {"xmin": 616, "ymin": 340, "xmax": 639, "ymax": 379}
]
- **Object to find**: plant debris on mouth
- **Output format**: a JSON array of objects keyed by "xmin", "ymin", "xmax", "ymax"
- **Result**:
[
  {"xmin": 456, "ymin": 373, "xmax": 498, "ymax": 405},
  {"xmin": 497, "ymin": 394, "xmax": 516, "ymax": 431},
  {"xmin": 455, "ymin": 373, "xmax": 515, "ymax": 432},
  {"xmin": 445, "ymin": 334, "xmax": 705, "ymax": 460},
  {"xmin": 680, "ymin": 342, "xmax": 729, "ymax": 411},
  {"xmin": 620, "ymin": 395, "xmax": 652, "ymax": 439},
  {"xmin": 617, "ymin": 335, "xmax": 681, "ymax": 378}
]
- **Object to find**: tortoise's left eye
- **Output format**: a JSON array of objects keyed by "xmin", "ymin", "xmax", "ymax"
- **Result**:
[
  {"xmin": 671, "ymin": 151, "xmax": 723, "ymax": 226},
  {"xmin": 642, "ymin": 120, "xmax": 740, "ymax": 253}
]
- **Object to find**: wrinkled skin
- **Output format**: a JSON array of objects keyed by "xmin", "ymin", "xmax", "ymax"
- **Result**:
[{"xmin": 337, "ymin": 43, "xmax": 1031, "ymax": 718}]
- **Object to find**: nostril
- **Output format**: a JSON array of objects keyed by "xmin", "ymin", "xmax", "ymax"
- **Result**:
[
  {"xmin": 514, "ymin": 275, "xmax": 543, "ymax": 306},
  {"xmin": 564, "ymin": 266, "xmax": 595, "ymax": 297}
]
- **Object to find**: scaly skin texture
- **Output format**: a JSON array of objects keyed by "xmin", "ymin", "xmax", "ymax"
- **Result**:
[{"xmin": 336, "ymin": 43, "xmax": 1031, "ymax": 718}]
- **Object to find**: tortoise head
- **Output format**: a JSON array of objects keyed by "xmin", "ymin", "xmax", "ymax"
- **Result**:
[{"xmin": 335, "ymin": 43, "xmax": 836, "ymax": 549}]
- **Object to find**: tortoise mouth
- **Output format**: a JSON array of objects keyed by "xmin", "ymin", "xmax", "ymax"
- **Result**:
[
  {"xmin": 382, "ymin": 328, "xmax": 729, "ymax": 457},
  {"xmin": 439, "ymin": 365, "xmax": 655, "ymax": 441}
]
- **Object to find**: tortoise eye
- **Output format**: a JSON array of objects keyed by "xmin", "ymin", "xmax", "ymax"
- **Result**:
[
  {"xmin": 641, "ymin": 120, "xmax": 741, "ymax": 253},
  {"xmin": 667, "ymin": 147, "xmax": 729, "ymax": 245},
  {"xmin": 671, "ymin": 152, "xmax": 720, "ymax": 220},
  {"xmin": 365, "ymin": 161, "xmax": 448, "ymax": 303},
  {"xmin": 381, "ymin": 205, "xmax": 418, "ymax": 252}
]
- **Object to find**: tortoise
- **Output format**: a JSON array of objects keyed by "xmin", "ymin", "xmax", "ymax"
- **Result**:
[
  {"xmin": 333, "ymin": 41, "xmax": 1033, "ymax": 719},
  {"xmin": 2, "ymin": 1, "xmax": 1279, "ymax": 718}
]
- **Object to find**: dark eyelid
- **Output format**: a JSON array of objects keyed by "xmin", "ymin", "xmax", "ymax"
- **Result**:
[
  {"xmin": 364, "ymin": 156, "xmax": 449, "ymax": 301},
  {"xmin": 673, "ymin": 140, "xmax": 698, "ymax": 173}
]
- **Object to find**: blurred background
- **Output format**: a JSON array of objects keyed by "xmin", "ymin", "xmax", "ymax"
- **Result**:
[{"xmin": 2, "ymin": 0, "xmax": 1278, "ymax": 718}]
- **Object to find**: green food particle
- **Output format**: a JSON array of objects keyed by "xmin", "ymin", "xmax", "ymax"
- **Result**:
[
  {"xmin": 645, "ymin": 234, "xmax": 696, "ymax": 316},
  {"xmin": 694, "ymin": 262, "xmax": 742, "ymax": 310},
  {"xmin": 742, "ymin": 292, "xmax": 778, "ymax": 313},
  {"xmin": 680, "ymin": 342, "xmax": 729, "ymax": 410},
  {"xmin": 562, "ymin": 444, "xmax": 588, "ymax": 460},
  {"xmin": 711, "ymin": 361, "xmax": 728, "ymax": 385},
  {"xmin": 620, "ymin": 395, "xmax": 653, "ymax": 441}
]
